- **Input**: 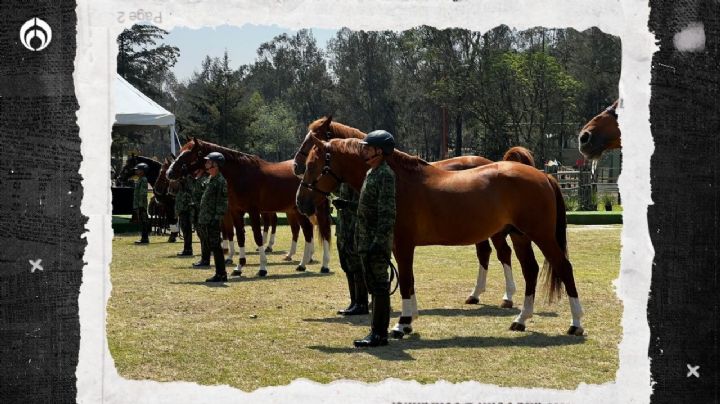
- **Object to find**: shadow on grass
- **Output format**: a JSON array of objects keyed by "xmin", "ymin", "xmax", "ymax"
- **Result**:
[
  {"xmin": 420, "ymin": 304, "xmax": 520, "ymax": 318},
  {"xmin": 309, "ymin": 331, "xmax": 585, "ymax": 361},
  {"xmin": 168, "ymin": 280, "xmax": 230, "ymax": 288}
]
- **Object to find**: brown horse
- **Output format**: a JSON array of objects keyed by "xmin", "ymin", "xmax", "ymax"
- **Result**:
[
  {"xmin": 578, "ymin": 99, "xmax": 621, "ymax": 160},
  {"xmin": 296, "ymin": 126, "xmax": 584, "ymax": 337},
  {"xmin": 167, "ymin": 138, "xmax": 332, "ymax": 276},
  {"xmin": 293, "ymin": 118, "xmax": 536, "ymax": 308}
]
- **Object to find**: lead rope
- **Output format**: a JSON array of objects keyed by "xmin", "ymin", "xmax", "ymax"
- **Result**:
[{"xmin": 389, "ymin": 260, "xmax": 399, "ymax": 296}]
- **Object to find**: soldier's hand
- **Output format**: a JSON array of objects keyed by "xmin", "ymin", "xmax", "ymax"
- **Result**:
[{"xmin": 332, "ymin": 199, "xmax": 350, "ymax": 210}]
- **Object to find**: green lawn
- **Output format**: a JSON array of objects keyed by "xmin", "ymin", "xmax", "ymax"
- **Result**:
[{"xmin": 108, "ymin": 225, "xmax": 622, "ymax": 391}]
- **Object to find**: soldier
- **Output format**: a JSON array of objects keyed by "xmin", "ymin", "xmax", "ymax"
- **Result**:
[
  {"xmin": 175, "ymin": 173, "xmax": 195, "ymax": 256},
  {"xmin": 353, "ymin": 130, "xmax": 397, "ymax": 348},
  {"xmin": 331, "ymin": 184, "xmax": 368, "ymax": 316},
  {"xmin": 191, "ymin": 172, "xmax": 209, "ymax": 267},
  {"xmin": 133, "ymin": 163, "xmax": 151, "ymax": 245},
  {"xmin": 198, "ymin": 152, "xmax": 229, "ymax": 282}
]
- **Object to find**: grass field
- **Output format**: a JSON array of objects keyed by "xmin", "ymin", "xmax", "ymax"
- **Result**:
[{"xmin": 107, "ymin": 225, "xmax": 622, "ymax": 391}]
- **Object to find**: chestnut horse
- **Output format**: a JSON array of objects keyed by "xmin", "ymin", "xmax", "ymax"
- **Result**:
[
  {"xmin": 578, "ymin": 99, "xmax": 621, "ymax": 160},
  {"xmin": 296, "ymin": 129, "xmax": 584, "ymax": 337},
  {"xmin": 167, "ymin": 139, "xmax": 332, "ymax": 276},
  {"xmin": 292, "ymin": 118, "xmax": 535, "ymax": 308}
]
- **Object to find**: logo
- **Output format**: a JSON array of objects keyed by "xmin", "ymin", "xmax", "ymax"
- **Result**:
[{"xmin": 20, "ymin": 18, "xmax": 52, "ymax": 51}]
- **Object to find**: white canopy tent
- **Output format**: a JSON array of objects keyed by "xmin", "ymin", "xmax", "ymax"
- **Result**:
[{"xmin": 113, "ymin": 73, "xmax": 179, "ymax": 153}]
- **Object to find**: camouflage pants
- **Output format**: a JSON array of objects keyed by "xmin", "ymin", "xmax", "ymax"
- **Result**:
[
  {"xmin": 197, "ymin": 220, "xmax": 225, "ymax": 275},
  {"xmin": 361, "ymin": 251, "xmax": 390, "ymax": 295},
  {"xmin": 178, "ymin": 210, "xmax": 193, "ymax": 252},
  {"xmin": 136, "ymin": 208, "xmax": 149, "ymax": 239},
  {"xmin": 337, "ymin": 237, "xmax": 363, "ymax": 275}
]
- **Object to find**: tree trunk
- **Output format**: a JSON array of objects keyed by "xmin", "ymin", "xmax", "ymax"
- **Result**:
[
  {"xmin": 440, "ymin": 106, "xmax": 449, "ymax": 160},
  {"xmin": 454, "ymin": 113, "xmax": 463, "ymax": 157}
]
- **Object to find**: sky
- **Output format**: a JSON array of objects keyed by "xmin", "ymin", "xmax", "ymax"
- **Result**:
[{"xmin": 163, "ymin": 24, "xmax": 339, "ymax": 82}]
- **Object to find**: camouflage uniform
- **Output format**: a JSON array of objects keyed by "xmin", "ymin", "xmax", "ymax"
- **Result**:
[
  {"xmin": 133, "ymin": 175, "xmax": 150, "ymax": 242},
  {"xmin": 191, "ymin": 174, "xmax": 208, "ymax": 258},
  {"xmin": 175, "ymin": 175, "xmax": 195, "ymax": 254},
  {"xmin": 333, "ymin": 183, "xmax": 368, "ymax": 315},
  {"xmin": 197, "ymin": 172, "xmax": 228, "ymax": 276},
  {"xmin": 355, "ymin": 160, "xmax": 396, "ymax": 294}
]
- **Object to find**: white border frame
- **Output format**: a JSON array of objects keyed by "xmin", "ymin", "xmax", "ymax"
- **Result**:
[{"xmin": 76, "ymin": 1, "xmax": 655, "ymax": 402}]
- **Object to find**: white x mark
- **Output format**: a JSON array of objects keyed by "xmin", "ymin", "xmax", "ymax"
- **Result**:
[
  {"xmin": 29, "ymin": 259, "xmax": 43, "ymax": 273},
  {"xmin": 687, "ymin": 364, "xmax": 700, "ymax": 378}
]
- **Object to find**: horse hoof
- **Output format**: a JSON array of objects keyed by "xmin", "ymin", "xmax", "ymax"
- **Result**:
[
  {"xmin": 567, "ymin": 326, "xmax": 585, "ymax": 336},
  {"xmin": 283, "ymin": 255, "xmax": 292, "ymax": 261},
  {"xmin": 265, "ymin": 247, "xmax": 273, "ymax": 253},
  {"xmin": 225, "ymin": 259, "xmax": 233, "ymax": 265},
  {"xmin": 390, "ymin": 329, "xmax": 405, "ymax": 340},
  {"xmin": 500, "ymin": 299, "xmax": 513, "ymax": 308},
  {"xmin": 257, "ymin": 269, "xmax": 267, "ymax": 277},
  {"xmin": 509, "ymin": 322, "xmax": 526, "ymax": 332},
  {"xmin": 320, "ymin": 267, "xmax": 330, "ymax": 274},
  {"xmin": 295, "ymin": 265, "xmax": 306, "ymax": 272},
  {"xmin": 464, "ymin": 296, "xmax": 479, "ymax": 305},
  {"xmin": 231, "ymin": 269, "xmax": 243, "ymax": 276}
]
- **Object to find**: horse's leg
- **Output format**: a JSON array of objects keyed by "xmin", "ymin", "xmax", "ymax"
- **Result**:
[
  {"xmin": 390, "ymin": 245, "xmax": 416, "ymax": 339},
  {"xmin": 491, "ymin": 233, "xmax": 516, "ymax": 308},
  {"xmin": 284, "ymin": 211, "xmax": 300, "ymax": 261},
  {"xmin": 167, "ymin": 200, "xmax": 178, "ymax": 242},
  {"xmin": 317, "ymin": 202, "xmax": 332, "ymax": 273},
  {"xmin": 465, "ymin": 240, "xmax": 491, "ymax": 305},
  {"xmin": 266, "ymin": 213, "xmax": 278, "ymax": 252},
  {"xmin": 295, "ymin": 213, "xmax": 314, "ymax": 272},
  {"xmin": 507, "ymin": 234, "xmax": 539, "ymax": 332},
  {"xmin": 262, "ymin": 213, "xmax": 270, "ymax": 247},
  {"xmin": 230, "ymin": 211, "xmax": 246, "ymax": 276},
  {"xmin": 221, "ymin": 212, "xmax": 235, "ymax": 264},
  {"xmin": 248, "ymin": 211, "xmax": 267, "ymax": 277},
  {"xmin": 531, "ymin": 234, "xmax": 584, "ymax": 336}
]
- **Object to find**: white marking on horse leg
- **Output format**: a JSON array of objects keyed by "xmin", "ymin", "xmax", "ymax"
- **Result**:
[
  {"xmin": 392, "ymin": 322, "xmax": 413, "ymax": 335},
  {"xmin": 401, "ymin": 299, "xmax": 413, "ymax": 317},
  {"xmin": 228, "ymin": 242, "xmax": 235, "ymax": 261},
  {"xmin": 285, "ymin": 240, "xmax": 297, "ymax": 260},
  {"xmin": 513, "ymin": 294, "xmax": 535, "ymax": 325},
  {"xmin": 169, "ymin": 223, "xmax": 178, "ymax": 233},
  {"xmin": 410, "ymin": 294, "xmax": 419, "ymax": 319},
  {"xmin": 308, "ymin": 239, "xmax": 316, "ymax": 261},
  {"xmin": 322, "ymin": 240, "xmax": 330, "ymax": 268},
  {"xmin": 267, "ymin": 232, "xmax": 276, "ymax": 249},
  {"xmin": 300, "ymin": 241, "xmax": 312, "ymax": 266},
  {"xmin": 469, "ymin": 265, "xmax": 488, "ymax": 299},
  {"xmin": 262, "ymin": 231, "xmax": 268, "ymax": 246},
  {"xmin": 238, "ymin": 246, "xmax": 246, "ymax": 260},
  {"xmin": 502, "ymin": 263, "xmax": 516, "ymax": 301},
  {"xmin": 258, "ymin": 246, "xmax": 267, "ymax": 272},
  {"xmin": 222, "ymin": 239, "xmax": 228, "ymax": 250},
  {"xmin": 569, "ymin": 297, "xmax": 584, "ymax": 328}
]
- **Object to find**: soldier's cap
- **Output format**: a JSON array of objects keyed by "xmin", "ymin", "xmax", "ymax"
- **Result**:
[
  {"xmin": 204, "ymin": 152, "xmax": 225, "ymax": 167},
  {"xmin": 360, "ymin": 130, "xmax": 395, "ymax": 155},
  {"xmin": 134, "ymin": 163, "xmax": 149, "ymax": 171}
]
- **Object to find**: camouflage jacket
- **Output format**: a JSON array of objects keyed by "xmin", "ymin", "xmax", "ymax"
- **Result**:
[
  {"xmin": 132, "ymin": 176, "xmax": 148, "ymax": 209},
  {"xmin": 192, "ymin": 174, "xmax": 207, "ymax": 207},
  {"xmin": 198, "ymin": 173, "xmax": 228, "ymax": 225},
  {"xmin": 355, "ymin": 160, "xmax": 396, "ymax": 253},
  {"xmin": 174, "ymin": 176, "xmax": 194, "ymax": 213},
  {"xmin": 334, "ymin": 183, "xmax": 359, "ymax": 245}
]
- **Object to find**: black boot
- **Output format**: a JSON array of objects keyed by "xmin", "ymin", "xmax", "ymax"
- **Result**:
[
  {"xmin": 135, "ymin": 225, "xmax": 150, "ymax": 244},
  {"xmin": 353, "ymin": 291, "xmax": 389, "ymax": 348},
  {"xmin": 192, "ymin": 259, "xmax": 210, "ymax": 268},
  {"xmin": 205, "ymin": 273, "xmax": 227, "ymax": 282},
  {"xmin": 348, "ymin": 272, "xmax": 370, "ymax": 315},
  {"xmin": 337, "ymin": 272, "xmax": 357, "ymax": 315},
  {"xmin": 177, "ymin": 250, "xmax": 193, "ymax": 257},
  {"xmin": 168, "ymin": 232, "xmax": 178, "ymax": 243}
]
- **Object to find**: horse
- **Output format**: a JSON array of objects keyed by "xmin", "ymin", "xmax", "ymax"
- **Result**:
[
  {"xmin": 296, "ymin": 125, "xmax": 584, "ymax": 337},
  {"xmin": 578, "ymin": 99, "xmax": 621, "ymax": 161},
  {"xmin": 117, "ymin": 155, "xmax": 163, "ymax": 186},
  {"xmin": 292, "ymin": 118, "xmax": 536, "ymax": 308},
  {"xmin": 118, "ymin": 155, "xmax": 175, "ymax": 237},
  {"xmin": 152, "ymin": 157, "xmax": 180, "ymax": 239},
  {"xmin": 166, "ymin": 138, "xmax": 332, "ymax": 276}
]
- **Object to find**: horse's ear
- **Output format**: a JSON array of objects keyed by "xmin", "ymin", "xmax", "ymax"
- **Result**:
[
  {"xmin": 310, "ymin": 134, "xmax": 328, "ymax": 151},
  {"xmin": 321, "ymin": 115, "xmax": 333, "ymax": 129}
]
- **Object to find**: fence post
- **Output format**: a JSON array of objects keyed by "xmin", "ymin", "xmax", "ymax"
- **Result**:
[{"xmin": 579, "ymin": 165, "xmax": 593, "ymax": 210}]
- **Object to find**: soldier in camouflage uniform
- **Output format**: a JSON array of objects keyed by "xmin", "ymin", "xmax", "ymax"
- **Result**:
[
  {"xmin": 331, "ymin": 183, "xmax": 368, "ymax": 316},
  {"xmin": 198, "ymin": 152, "xmax": 229, "ymax": 282},
  {"xmin": 191, "ymin": 173, "xmax": 209, "ymax": 267},
  {"xmin": 133, "ymin": 163, "xmax": 151, "ymax": 245},
  {"xmin": 175, "ymin": 173, "xmax": 196, "ymax": 256},
  {"xmin": 353, "ymin": 130, "xmax": 397, "ymax": 348}
]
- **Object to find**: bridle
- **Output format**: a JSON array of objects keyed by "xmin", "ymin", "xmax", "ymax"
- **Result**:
[
  {"xmin": 605, "ymin": 105, "xmax": 618, "ymax": 120},
  {"xmin": 299, "ymin": 151, "xmax": 343, "ymax": 197},
  {"xmin": 295, "ymin": 128, "xmax": 333, "ymax": 160}
]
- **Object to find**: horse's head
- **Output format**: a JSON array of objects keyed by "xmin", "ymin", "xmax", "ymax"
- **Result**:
[
  {"xmin": 296, "ymin": 137, "xmax": 367, "ymax": 216},
  {"xmin": 117, "ymin": 154, "xmax": 139, "ymax": 184},
  {"xmin": 578, "ymin": 100, "xmax": 621, "ymax": 160},
  {"xmin": 167, "ymin": 138, "xmax": 207, "ymax": 180},
  {"xmin": 153, "ymin": 155, "xmax": 176, "ymax": 196},
  {"xmin": 293, "ymin": 116, "xmax": 334, "ymax": 178}
]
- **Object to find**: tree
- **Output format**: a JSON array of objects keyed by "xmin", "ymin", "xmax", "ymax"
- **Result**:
[{"xmin": 117, "ymin": 24, "xmax": 180, "ymax": 102}]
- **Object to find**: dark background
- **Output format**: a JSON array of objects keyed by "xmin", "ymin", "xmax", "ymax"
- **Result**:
[{"xmin": 0, "ymin": 0, "xmax": 718, "ymax": 402}]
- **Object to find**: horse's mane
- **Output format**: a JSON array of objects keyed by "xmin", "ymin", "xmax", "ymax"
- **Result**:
[
  {"xmin": 330, "ymin": 138, "xmax": 430, "ymax": 172},
  {"xmin": 308, "ymin": 118, "xmax": 366, "ymax": 140},
  {"xmin": 134, "ymin": 156, "xmax": 162, "ymax": 168},
  {"xmin": 190, "ymin": 141, "xmax": 264, "ymax": 167}
]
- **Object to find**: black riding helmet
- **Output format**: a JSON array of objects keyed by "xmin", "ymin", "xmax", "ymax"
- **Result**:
[
  {"xmin": 133, "ymin": 162, "xmax": 149, "ymax": 172},
  {"xmin": 361, "ymin": 130, "xmax": 395, "ymax": 155},
  {"xmin": 204, "ymin": 152, "xmax": 225, "ymax": 167}
]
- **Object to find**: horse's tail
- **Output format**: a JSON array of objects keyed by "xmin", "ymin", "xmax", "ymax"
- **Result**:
[
  {"xmin": 502, "ymin": 146, "xmax": 535, "ymax": 167},
  {"xmin": 541, "ymin": 174, "xmax": 568, "ymax": 303}
]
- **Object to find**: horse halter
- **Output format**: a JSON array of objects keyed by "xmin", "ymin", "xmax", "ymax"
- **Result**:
[
  {"xmin": 296, "ymin": 129, "xmax": 333, "ymax": 158},
  {"xmin": 300, "ymin": 151, "xmax": 343, "ymax": 197}
]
